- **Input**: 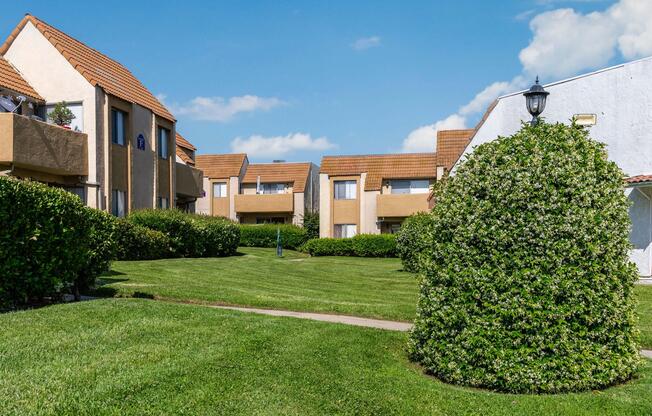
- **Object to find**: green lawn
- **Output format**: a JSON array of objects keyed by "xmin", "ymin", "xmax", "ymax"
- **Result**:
[
  {"xmin": 1, "ymin": 298, "xmax": 652, "ymax": 416},
  {"xmin": 102, "ymin": 247, "xmax": 418, "ymax": 321},
  {"xmin": 637, "ymin": 285, "xmax": 652, "ymax": 349}
]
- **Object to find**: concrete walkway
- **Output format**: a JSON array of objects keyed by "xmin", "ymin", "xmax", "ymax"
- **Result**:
[
  {"xmin": 204, "ymin": 303, "xmax": 652, "ymax": 358},
  {"xmin": 208, "ymin": 304, "xmax": 413, "ymax": 331}
]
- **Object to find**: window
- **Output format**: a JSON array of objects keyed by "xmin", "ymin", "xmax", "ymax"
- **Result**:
[
  {"xmin": 390, "ymin": 179, "xmax": 430, "ymax": 194},
  {"xmin": 213, "ymin": 182, "xmax": 227, "ymax": 198},
  {"xmin": 158, "ymin": 127, "xmax": 169, "ymax": 159},
  {"xmin": 111, "ymin": 190, "xmax": 126, "ymax": 217},
  {"xmin": 259, "ymin": 183, "xmax": 285, "ymax": 194},
  {"xmin": 63, "ymin": 186, "xmax": 85, "ymax": 202},
  {"xmin": 256, "ymin": 217, "xmax": 286, "ymax": 224},
  {"xmin": 157, "ymin": 197, "xmax": 169, "ymax": 209},
  {"xmin": 111, "ymin": 109, "xmax": 126, "ymax": 145},
  {"xmin": 334, "ymin": 180, "xmax": 356, "ymax": 200},
  {"xmin": 47, "ymin": 102, "xmax": 83, "ymax": 131},
  {"xmin": 334, "ymin": 224, "xmax": 357, "ymax": 238}
]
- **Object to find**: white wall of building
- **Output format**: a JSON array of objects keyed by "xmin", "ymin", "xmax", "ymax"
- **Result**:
[
  {"xmin": 5, "ymin": 21, "xmax": 99, "ymax": 206},
  {"xmin": 628, "ymin": 187, "xmax": 652, "ymax": 277},
  {"xmin": 319, "ymin": 173, "xmax": 331, "ymax": 238},
  {"xmin": 196, "ymin": 177, "xmax": 211, "ymax": 215}
]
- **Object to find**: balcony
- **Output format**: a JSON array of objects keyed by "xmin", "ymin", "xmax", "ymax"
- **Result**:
[
  {"xmin": 175, "ymin": 162, "xmax": 203, "ymax": 198},
  {"xmin": 376, "ymin": 193, "xmax": 429, "ymax": 218},
  {"xmin": 235, "ymin": 193, "xmax": 294, "ymax": 213},
  {"xmin": 0, "ymin": 113, "xmax": 87, "ymax": 179}
]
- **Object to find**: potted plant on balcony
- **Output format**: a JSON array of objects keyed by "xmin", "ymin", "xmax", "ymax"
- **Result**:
[{"xmin": 47, "ymin": 101, "xmax": 75, "ymax": 129}]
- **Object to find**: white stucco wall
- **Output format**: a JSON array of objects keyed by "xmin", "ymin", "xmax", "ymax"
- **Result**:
[
  {"xmin": 628, "ymin": 187, "xmax": 652, "ymax": 277},
  {"xmin": 229, "ymin": 176, "xmax": 239, "ymax": 221},
  {"xmin": 460, "ymin": 58, "xmax": 652, "ymax": 177},
  {"xmin": 293, "ymin": 192, "xmax": 305, "ymax": 225},
  {"xmin": 5, "ymin": 21, "xmax": 99, "ymax": 198},
  {"xmin": 359, "ymin": 173, "xmax": 380, "ymax": 234},
  {"xmin": 457, "ymin": 58, "xmax": 652, "ymax": 276},
  {"xmin": 319, "ymin": 173, "xmax": 331, "ymax": 238}
]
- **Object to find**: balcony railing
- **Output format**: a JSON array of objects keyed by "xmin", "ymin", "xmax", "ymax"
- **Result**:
[
  {"xmin": 175, "ymin": 162, "xmax": 203, "ymax": 198},
  {"xmin": 0, "ymin": 113, "xmax": 87, "ymax": 177},
  {"xmin": 235, "ymin": 193, "xmax": 294, "ymax": 213},
  {"xmin": 376, "ymin": 193, "xmax": 429, "ymax": 218}
]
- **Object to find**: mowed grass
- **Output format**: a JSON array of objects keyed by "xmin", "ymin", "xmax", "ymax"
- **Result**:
[
  {"xmin": 104, "ymin": 248, "xmax": 652, "ymax": 348},
  {"xmin": 103, "ymin": 247, "xmax": 418, "ymax": 321},
  {"xmin": 2, "ymin": 298, "xmax": 652, "ymax": 416}
]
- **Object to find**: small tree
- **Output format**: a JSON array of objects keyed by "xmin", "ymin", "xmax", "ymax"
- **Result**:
[
  {"xmin": 47, "ymin": 101, "xmax": 75, "ymax": 126},
  {"xmin": 302, "ymin": 211, "xmax": 320, "ymax": 240},
  {"xmin": 409, "ymin": 121, "xmax": 639, "ymax": 393}
]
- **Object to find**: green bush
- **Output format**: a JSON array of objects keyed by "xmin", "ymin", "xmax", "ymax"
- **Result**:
[
  {"xmin": 239, "ymin": 224, "xmax": 308, "ymax": 250},
  {"xmin": 114, "ymin": 219, "xmax": 171, "ymax": 260},
  {"xmin": 301, "ymin": 238, "xmax": 353, "ymax": 256},
  {"xmin": 301, "ymin": 234, "xmax": 397, "ymax": 257},
  {"xmin": 76, "ymin": 207, "xmax": 118, "ymax": 292},
  {"xmin": 0, "ymin": 178, "xmax": 90, "ymax": 308},
  {"xmin": 302, "ymin": 211, "xmax": 320, "ymax": 240},
  {"xmin": 352, "ymin": 234, "xmax": 397, "ymax": 257},
  {"xmin": 396, "ymin": 212, "xmax": 436, "ymax": 273},
  {"xmin": 128, "ymin": 209, "xmax": 199, "ymax": 257},
  {"xmin": 189, "ymin": 214, "xmax": 240, "ymax": 257},
  {"xmin": 409, "ymin": 121, "xmax": 639, "ymax": 394},
  {"xmin": 127, "ymin": 209, "xmax": 239, "ymax": 258}
]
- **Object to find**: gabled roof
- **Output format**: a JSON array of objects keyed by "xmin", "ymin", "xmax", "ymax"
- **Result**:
[
  {"xmin": 175, "ymin": 132, "xmax": 196, "ymax": 166},
  {"xmin": 320, "ymin": 153, "xmax": 437, "ymax": 191},
  {"xmin": 0, "ymin": 56, "xmax": 42, "ymax": 101},
  {"xmin": 0, "ymin": 14, "xmax": 174, "ymax": 121},
  {"xmin": 195, "ymin": 154, "xmax": 248, "ymax": 179},
  {"xmin": 241, "ymin": 162, "xmax": 313, "ymax": 193},
  {"xmin": 436, "ymin": 129, "xmax": 475, "ymax": 171}
]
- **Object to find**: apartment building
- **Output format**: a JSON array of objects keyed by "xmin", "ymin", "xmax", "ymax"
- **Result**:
[
  {"xmin": 195, "ymin": 154, "xmax": 249, "ymax": 220},
  {"xmin": 236, "ymin": 162, "xmax": 319, "ymax": 225},
  {"xmin": 0, "ymin": 14, "xmax": 202, "ymax": 215},
  {"xmin": 175, "ymin": 133, "xmax": 203, "ymax": 212},
  {"xmin": 195, "ymin": 156, "xmax": 319, "ymax": 225},
  {"xmin": 319, "ymin": 153, "xmax": 437, "ymax": 238}
]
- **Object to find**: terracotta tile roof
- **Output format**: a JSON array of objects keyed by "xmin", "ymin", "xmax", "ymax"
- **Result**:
[
  {"xmin": 626, "ymin": 175, "xmax": 652, "ymax": 185},
  {"xmin": 196, "ymin": 154, "xmax": 247, "ymax": 179},
  {"xmin": 175, "ymin": 133, "xmax": 196, "ymax": 166},
  {"xmin": 242, "ymin": 162, "xmax": 313, "ymax": 193},
  {"xmin": 0, "ymin": 15, "xmax": 174, "ymax": 121},
  {"xmin": 321, "ymin": 153, "xmax": 437, "ymax": 191},
  {"xmin": 436, "ymin": 129, "xmax": 475, "ymax": 171},
  {"xmin": 0, "ymin": 56, "xmax": 42, "ymax": 101},
  {"xmin": 175, "ymin": 132, "xmax": 196, "ymax": 151}
]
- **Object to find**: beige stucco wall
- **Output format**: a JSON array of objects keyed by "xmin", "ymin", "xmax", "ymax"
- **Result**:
[
  {"xmin": 211, "ymin": 179, "xmax": 230, "ymax": 217},
  {"xmin": 0, "ymin": 113, "xmax": 87, "ymax": 177},
  {"xmin": 229, "ymin": 176, "xmax": 239, "ymax": 220},
  {"xmin": 235, "ymin": 193, "xmax": 294, "ymax": 213},
  {"xmin": 130, "ymin": 103, "xmax": 155, "ymax": 210},
  {"xmin": 319, "ymin": 173, "xmax": 331, "ymax": 238},
  {"xmin": 196, "ymin": 177, "xmax": 211, "ymax": 215},
  {"xmin": 293, "ymin": 192, "xmax": 305, "ymax": 225},
  {"xmin": 5, "ymin": 20, "xmax": 99, "ymax": 206}
]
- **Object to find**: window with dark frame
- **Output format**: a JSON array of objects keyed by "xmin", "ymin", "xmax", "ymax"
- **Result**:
[
  {"xmin": 158, "ymin": 127, "xmax": 169, "ymax": 159},
  {"xmin": 111, "ymin": 109, "xmax": 127, "ymax": 145}
]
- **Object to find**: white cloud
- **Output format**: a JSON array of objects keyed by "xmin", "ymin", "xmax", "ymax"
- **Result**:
[
  {"xmin": 401, "ymin": 114, "xmax": 467, "ymax": 153},
  {"xmin": 230, "ymin": 133, "xmax": 336, "ymax": 158},
  {"xmin": 351, "ymin": 36, "xmax": 381, "ymax": 50},
  {"xmin": 405, "ymin": 0, "xmax": 652, "ymax": 153},
  {"xmin": 167, "ymin": 95, "xmax": 284, "ymax": 122}
]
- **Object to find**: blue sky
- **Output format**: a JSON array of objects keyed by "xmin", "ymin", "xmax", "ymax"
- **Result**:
[{"xmin": 3, "ymin": 0, "xmax": 645, "ymax": 163}]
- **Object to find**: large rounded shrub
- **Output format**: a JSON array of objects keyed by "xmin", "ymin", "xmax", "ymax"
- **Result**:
[
  {"xmin": 0, "ymin": 178, "xmax": 90, "ymax": 308},
  {"xmin": 114, "ymin": 219, "xmax": 172, "ymax": 260},
  {"xmin": 239, "ymin": 223, "xmax": 308, "ymax": 250},
  {"xmin": 409, "ymin": 121, "xmax": 639, "ymax": 393},
  {"xmin": 396, "ymin": 212, "xmax": 436, "ymax": 273}
]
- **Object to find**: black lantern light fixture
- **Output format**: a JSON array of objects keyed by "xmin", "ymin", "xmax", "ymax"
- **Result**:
[{"xmin": 523, "ymin": 76, "xmax": 549, "ymax": 125}]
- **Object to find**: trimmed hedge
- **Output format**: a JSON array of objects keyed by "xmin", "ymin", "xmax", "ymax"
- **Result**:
[
  {"xmin": 128, "ymin": 209, "xmax": 240, "ymax": 258},
  {"xmin": 301, "ymin": 234, "xmax": 397, "ymax": 257},
  {"xmin": 409, "ymin": 121, "xmax": 639, "ymax": 393},
  {"xmin": 114, "ymin": 219, "xmax": 171, "ymax": 260},
  {"xmin": 239, "ymin": 224, "xmax": 308, "ymax": 250},
  {"xmin": 396, "ymin": 212, "xmax": 436, "ymax": 273},
  {"xmin": 0, "ymin": 178, "xmax": 94, "ymax": 308},
  {"xmin": 76, "ymin": 207, "xmax": 118, "ymax": 291}
]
